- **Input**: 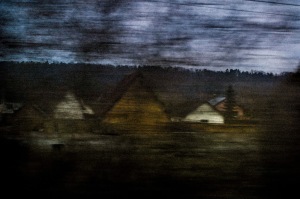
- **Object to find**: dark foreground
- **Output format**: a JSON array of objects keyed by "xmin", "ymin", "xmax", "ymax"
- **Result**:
[{"xmin": 1, "ymin": 126, "xmax": 299, "ymax": 199}]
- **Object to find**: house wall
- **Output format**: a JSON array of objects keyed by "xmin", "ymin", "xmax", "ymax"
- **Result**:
[
  {"xmin": 54, "ymin": 92, "xmax": 84, "ymax": 119},
  {"xmin": 184, "ymin": 104, "xmax": 224, "ymax": 124}
]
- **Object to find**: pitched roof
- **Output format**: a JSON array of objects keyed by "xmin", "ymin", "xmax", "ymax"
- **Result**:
[
  {"xmin": 13, "ymin": 104, "xmax": 49, "ymax": 119},
  {"xmin": 100, "ymin": 71, "xmax": 146, "ymax": 116},
  {"xmin": 180, "ymin": 97, "xmax": 225, "ymax": 118},
  {"xmin": 208, "ymin": 96, "xmax": 226, "ymax": 106},
  {"xmin": 101, "ymin": 71, "xmax": 169, "ymax": 121},
  {"xmin": 54, "ymin": 91, "xmax": 94, "ymax": 119},
  {"xmin": 110, "ymin": 71, "xmax": 143, "ymax": 102},
  {"xmin": 185, "ymin": 101, "xmax": 224, "ymax": 116}
]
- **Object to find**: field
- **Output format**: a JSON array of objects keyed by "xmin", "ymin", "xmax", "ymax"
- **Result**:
[{"xmin": 1, "ymin": 123, "xmax": 299, "ymax": 199}]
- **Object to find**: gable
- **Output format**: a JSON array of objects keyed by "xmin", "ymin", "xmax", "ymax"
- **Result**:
[
  {"xmin": 184, "ymin": 103, "xmax": 224, "ymax": 124},
  {"xmin": 54, "ymin": 92, "xmax": 94, "ymax": 119},
  {"xmin": 103, "ymin": 75, "xmax": 169, "ymax": 127},
  {"xmin": 187, "ymin": 103, "xmax": 223, "ymax": 117}
]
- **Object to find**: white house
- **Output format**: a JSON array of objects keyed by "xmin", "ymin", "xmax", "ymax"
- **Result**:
[
  {"xmin": 54, "ymin": 91, "xmax": 94, "ymax": 119},
  {"xmin": 183, "ymin": 103, "xmax": 224, "ymax": 124}
]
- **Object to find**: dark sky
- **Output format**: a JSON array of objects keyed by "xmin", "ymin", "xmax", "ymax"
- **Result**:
[{"xmin": 1, "ymin": 0, "xmax": 300, "ymax": 73}]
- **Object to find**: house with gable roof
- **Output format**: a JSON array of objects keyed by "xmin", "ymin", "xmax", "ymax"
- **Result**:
[
  {"xmin": 13, "ymin": 90, "xmax": 96, "ymax": 133},
  {"xmin": 102, "ymin": 71, "xmax": 170, "ymax": 132},
  {"xmin": 183, "ymin": 96, "xmax": 245, "ymax": 124},
  {"xmin": 183, "ymin": 102, "xmax": 224, "ymax": 124}
]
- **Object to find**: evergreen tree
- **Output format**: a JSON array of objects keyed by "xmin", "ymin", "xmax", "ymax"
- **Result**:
[{"xmin": 224, "ymin": 85, "xmax": 237, "ymax": 122}]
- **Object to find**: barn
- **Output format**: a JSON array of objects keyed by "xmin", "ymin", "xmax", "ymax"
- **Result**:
[{"xmin": 102, "ymin": 72, "xmax": 170, "ymax": 132}]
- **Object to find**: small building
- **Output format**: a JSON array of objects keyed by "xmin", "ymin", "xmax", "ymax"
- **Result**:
[
  {"xmin": 102, "ymin": 72, "xmax": 170, "ymax": 132},
  {"xmin": 54, "ymin": 91, "xmax": 94, "ymax": 120},
  {"xmin": 14, "ymin": 91, "xmax": 96, "ymax": 133},
  {"xmin": 183, "ymin": 96, "xmax": 245, "ymax": 124},
  {"xmin": 52, "ymin": 91, "xmax": 96, "ymax": 133},
  {"xmin": 184, "ymin": 103, "xmax": 224, "ymax": 124}
]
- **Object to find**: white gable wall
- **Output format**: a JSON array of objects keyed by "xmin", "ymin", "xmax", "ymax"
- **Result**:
[
  {"xmin": 54, "ymin": 92, "xmax": 94, "ymax": 119},
  {"xmin": 184, "ymin": 103, "xmax": 224, "ymax": 124},
  {"xmin": 54, "ymin": 92, "xmax": 84, "ymax": 119}
]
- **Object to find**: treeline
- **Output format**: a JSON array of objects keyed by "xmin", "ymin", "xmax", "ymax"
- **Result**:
[
  {"xmin": 0, "ymin": 61, "xmax": 287, "ymax": 79},
  {"xmin": 0, "ymin": 61, "xmax": 290, "ymax": 112},
  {"xmin": 1, "ymin": 61, "xmax": 299, "ymax": 122}
]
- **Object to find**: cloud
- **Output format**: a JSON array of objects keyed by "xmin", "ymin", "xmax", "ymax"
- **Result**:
[{"xmin": 0, "ymin": 0, "xmax": 299, "ymax": 72}]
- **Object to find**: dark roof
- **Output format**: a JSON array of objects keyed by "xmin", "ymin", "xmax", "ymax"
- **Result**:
[
  {"xmin": 208, "ymin": 96, "xmax": 226, "ymax": 106},
  {"xmin": 100, "ymin": 71, "xmax": 165, "ymax": 118},
  {"xmin": 109, "ymin": 71, "xmax": 143, "ymax": 103},
  {"xmin": 12, "ymin": 104, "xmax": 49, "ymax": 119}
]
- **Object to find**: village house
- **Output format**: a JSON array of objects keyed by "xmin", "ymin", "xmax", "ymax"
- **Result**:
[
  {"xmin": 101, "ymin": 71, "xmax": 170, "ymax": 132},
  {"xmin": 54, "ymin": 91, "xmax": 94, "ymax": 120},
  {"xmin": 52, "ymin": 91, "xmax": 95, "ymax": 133},
  {"xmin": 13, "ymin": 91, "xmax": 96, "ymax": 133},
  {"xmin": 183, "ymin": 103, "xmax": 224, "ymax": 124},
  {"xmin": 183, "ymin": 96, "xmax": 245, "ymax": 124}
]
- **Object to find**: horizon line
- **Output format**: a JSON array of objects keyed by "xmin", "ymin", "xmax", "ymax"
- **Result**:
[{"xmin": 0, "ymin": 60, "xmax": 295, "ymax": 75}]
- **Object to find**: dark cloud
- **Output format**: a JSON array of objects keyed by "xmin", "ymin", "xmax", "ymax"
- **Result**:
[{"xmin": 0, "ymin": 0, "xmax": 299, "ymax": 72}]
